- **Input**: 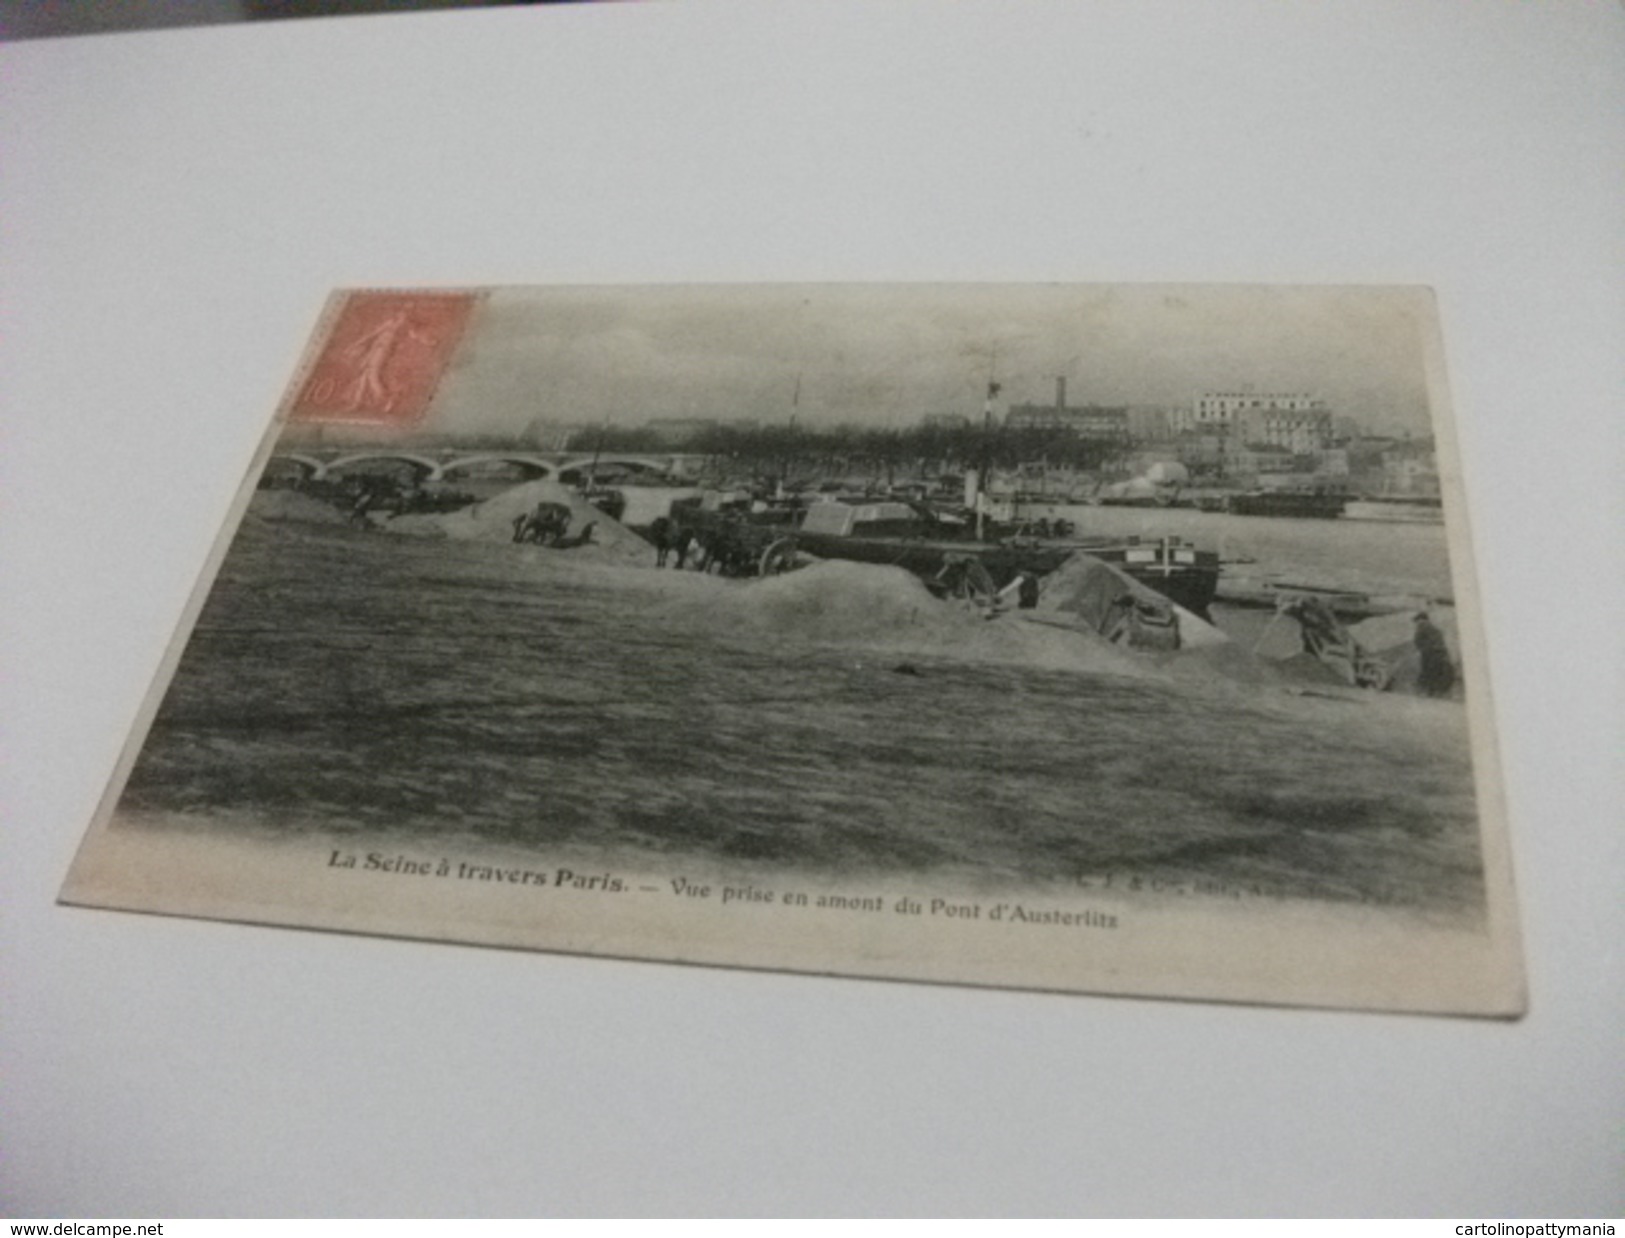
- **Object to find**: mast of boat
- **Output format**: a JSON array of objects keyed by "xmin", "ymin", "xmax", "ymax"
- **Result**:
[
  {"xmin": 974, "ymin": 348, "xmax": 1000, "ymax": 540},
  {"xmin": 780, "ymin": 372, "xmax": 800, "ymax": 500},
  {"xmin": 588, "ymin": 418, "xmax": 604, "ymax": 490}
]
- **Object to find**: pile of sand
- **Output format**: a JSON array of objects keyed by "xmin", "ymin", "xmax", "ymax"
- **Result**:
[
  {"xmin": 388, "ymin": 480, "xmax": 653, "ymax": 567},
  {"xmin": 711, "ymin": 562, "xmax": 957, "ymax": 639},
  {"xmin": 661, "ymin": 560, "xmax": 1153, "ymax": 678},
  {"xmin": 244, "ymin": 489, "xmax": 353, "ymax": 525}
]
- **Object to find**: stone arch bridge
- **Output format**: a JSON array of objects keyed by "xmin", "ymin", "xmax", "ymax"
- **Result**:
[{"xmin": 267, "ymin": 450, "xmax": 703, "ymax": 485}]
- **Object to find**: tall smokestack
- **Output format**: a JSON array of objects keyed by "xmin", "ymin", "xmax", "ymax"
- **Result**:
[{"xmin": 1056, "ymin": 376, "xmax": 1066, "ymax": 411}]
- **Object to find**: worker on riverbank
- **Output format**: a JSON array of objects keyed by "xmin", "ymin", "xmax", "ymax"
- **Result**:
[
  {"xmin": 1017, "ymin": 571, "xmax": 1041, "ymax": 609},
  {"xmin": 1413, "ymin": 612, "xmax": 1456, "ymax": 697}
]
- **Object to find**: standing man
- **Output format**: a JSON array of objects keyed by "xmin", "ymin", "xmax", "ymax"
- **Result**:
[
  {"xmin": 1413, "ymin": 612, "xmax": 1457, "ymax": 698},
  {"xmin": 1017, "ymin": 570, "xmax": 1041, "ymax": 610}
]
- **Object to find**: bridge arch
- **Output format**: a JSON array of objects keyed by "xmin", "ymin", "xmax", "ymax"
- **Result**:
[
  {"xmin": 554, "ymin": 454, "xmax": 675, "ymax": 483},
  {"xmin": 436, "ymin": 454, "xmax": 557, "ymax": 482},
  {"xmin": 265, "ymin": 452, "xmax": 327, "ymax": 480},
  {"xmin": 322, "ymin": 452, "xmax": 442, "ymax": 480}
]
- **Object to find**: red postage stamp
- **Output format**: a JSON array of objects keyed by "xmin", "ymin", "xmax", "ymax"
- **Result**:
[{"xmin": 289, "ymin": 291, "xmax": 477, "ymax": 426}]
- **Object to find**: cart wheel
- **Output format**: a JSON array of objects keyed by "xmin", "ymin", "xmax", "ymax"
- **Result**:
[{"xmin": 758, "ymin": 538, "xmax": 799, "ymax": 577}]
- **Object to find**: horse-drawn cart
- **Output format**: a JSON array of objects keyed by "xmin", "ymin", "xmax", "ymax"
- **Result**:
[{"xmin": 660, "ymin": 506, "xmax": 801, "ymax": 578}]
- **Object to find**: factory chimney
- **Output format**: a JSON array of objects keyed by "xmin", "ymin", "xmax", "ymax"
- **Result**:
[{"xmin": 1055, "ymin": 376, "xmax": 1066, "ymax": 412}]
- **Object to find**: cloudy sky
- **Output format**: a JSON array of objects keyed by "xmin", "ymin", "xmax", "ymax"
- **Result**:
[{"xmin": 428, "ymin": 284, "xmax": 1438, "ymax": 437}]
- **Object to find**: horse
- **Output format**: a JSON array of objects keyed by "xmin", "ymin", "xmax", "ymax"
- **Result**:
[
  {"xmin": 694, "ymin": 524, "xmax": 743, "ymax": 575},
  {"xmin": 671, "ymin": 528, "xmax": 695, "ymax": 569},
  {"xmin": 649, "ymin": 516, "xmax": 699, "ymax": 568},
  {"xmin": 649, "ymin": 516, "xmax": 679, "ymax": 566}
]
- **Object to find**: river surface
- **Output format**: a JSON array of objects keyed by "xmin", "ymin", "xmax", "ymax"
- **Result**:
[
  {"xmin": 1006, "ymin": 501, "xmax": 1456, "ymax": 599},
  {"xmin": 117, "ymin": 510, "xmax": 1485, "ymax": 914}
]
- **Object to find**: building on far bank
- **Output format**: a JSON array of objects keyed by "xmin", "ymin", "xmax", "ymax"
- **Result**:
[
  {"xmin": 1235, "ymin": 407, "xmax": 1333, "ymax": 452},
  {"xmin": 1314, "ymin": 447, "xmax": 1351, "ymax": 479},
  {"xmin": 1379, "ymin": 441, "xmax": 1439, "ymax": 496},
  {"xmin": 1124, "ymin": 405, "xmax": 1176, "ymax": 442},
  {"xmin": 1332, "ymin": 414, "xmax": 1364, "ymax": 442},
  {"xmin": 1174, "ymin": 390, "xmax": 1329, "ymax": 437},
  {"xmin": 1184, "ymin": 389, "xmax": 1326, "ymax": 426},
  {"xmin": 1005, "ymin": 379, "xmax": 1130, "ymax": 441},
  {"xmin": 1176, "ymin": 433, "xmax": 1228, "ymax": 474}
]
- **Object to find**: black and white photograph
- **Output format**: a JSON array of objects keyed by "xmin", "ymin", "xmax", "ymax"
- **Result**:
[
  {"xmin": 10, "ymin": 0, "xmax": 1623, "ymax": 1216},
  {"xmin": 60, "ymin": 282, "xmax": 1523, "ymax": 1015}
]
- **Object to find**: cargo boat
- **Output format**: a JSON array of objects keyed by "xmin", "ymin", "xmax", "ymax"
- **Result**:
[
  {"xmin": 792, "ymin": 499, "xmax": 1221, "ymax": 617},
  {"xmin": 1225, "ymin": 489, "xmax": 1347, "ymax": 519}
]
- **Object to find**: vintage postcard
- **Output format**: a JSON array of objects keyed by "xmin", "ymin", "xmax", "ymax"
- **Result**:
[{"xmin": 60, "ymin": 284, "xmax": 1524, "ymax": 1015}]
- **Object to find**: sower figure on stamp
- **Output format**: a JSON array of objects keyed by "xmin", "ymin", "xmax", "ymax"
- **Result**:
[{"xmin": 341, "ymin": 307, "xmax": 433, "ymax": 414}]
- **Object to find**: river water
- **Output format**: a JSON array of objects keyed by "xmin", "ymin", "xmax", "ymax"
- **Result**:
[
  {"xmin": 1005, "ymin": 501, "xmax": 1456, "ymax": 600},
  {"xmin": 116, "ymin": 508, "xmax": 1485, "ymax": 915}
]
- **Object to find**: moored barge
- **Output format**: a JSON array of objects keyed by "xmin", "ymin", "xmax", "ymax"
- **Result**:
[
  {"xmin": 792, "ymin": 499, "xmax": 1221, "ymax": 617},
  {"xmin": 1225, "ymin": 489, "xmax": 1347, "ymax": 519}
]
